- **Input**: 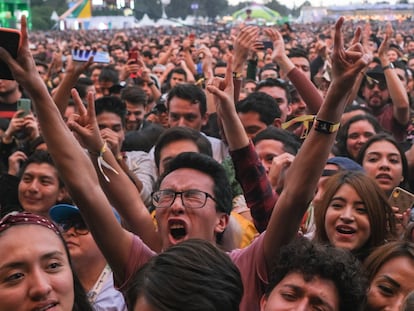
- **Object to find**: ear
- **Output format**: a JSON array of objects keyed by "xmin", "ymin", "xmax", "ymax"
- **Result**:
[
  {"xmin": 57, "ymin": 186, "xmax": 68, "ymax": 202},
  {"xmin": 215, "ymin": 213, "xmax": 229, "ymax": 234},
  {"xmin": 201, "ymin": 111, "xmax": 209, "ymax": 127},
  {"xmin": 259, "ymin": 294, "xmax": 268, "ymax": 311},
  {"xmin": 272, "ymin": 118, "xmax": 282, "ymax": 128},
  {"xmin": 287, "ymin": 104, "xmax": 292, "ymax": 116}
]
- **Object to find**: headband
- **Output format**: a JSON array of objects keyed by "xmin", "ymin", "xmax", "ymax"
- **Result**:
[{"xmin": 0, "ymin": 211, "xmax": 61, "ymax": 235}]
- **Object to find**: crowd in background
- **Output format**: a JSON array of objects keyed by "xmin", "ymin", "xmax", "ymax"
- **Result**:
[{"xmin": 1, "ymin": 15, "xmax": 414, "ymax": 311}]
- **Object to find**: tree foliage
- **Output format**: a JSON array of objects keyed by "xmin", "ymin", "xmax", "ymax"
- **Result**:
[
  {"xmin": 134, "ymin": 0, "xmax": 162, "ymax": 20},
  {"xmin": 30, "ymin": 0, "xmax": 66, "ymax": 30},
  {"xmin": 165, "ymin": 0, "xmax": 229, "ymax": 19}
]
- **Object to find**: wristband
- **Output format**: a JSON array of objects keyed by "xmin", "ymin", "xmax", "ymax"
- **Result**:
[
  {"xmin": 313, "ymin": 118, "xmax": 340, "ymax": 134},
  {"xmin": 232, "ymin": 72, "xmax": 243, "ymax": 79},
  {"xmin": 382, "ymin": 63, "xmax": 394, "ymax": 71},
  {"xmin": 88, "ymin": 142, "xmax": 119, "ymax": 182}
]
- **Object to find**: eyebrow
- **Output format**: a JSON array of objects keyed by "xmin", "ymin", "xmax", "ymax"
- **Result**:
[
  {"xmin": 366, "ymin": 151, "xmax": 400, "ymax": 157},
  {"xmin": 381, "ymin": 275, "xmax": 401, "ymax": 289},
  {"xmin": 0, "ymin": 251, "xmax": 66, "ymax": 271},
  {"xmin": 281, "ymin": 284, "xmax": 335, "ymax": 311},
  {"xmin": 330, "ymin": 196, "xmax": 365, "ymax": 205}
]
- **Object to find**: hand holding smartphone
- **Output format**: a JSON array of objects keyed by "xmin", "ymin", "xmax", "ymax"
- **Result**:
[
  {"xmin": 16, "ymin": 98, "xmax": 31, "ymax": 118},
  {"xmin": 71, "ymin": 48, "xmax": 110, "ymax": 63},
  {"xmin": 128, "ymin": 50, "xmax": 139, "ymax": 63},
  {"xmin": 389, "ymin": 187, "xmax": 414, "ymax": 213},
  {"xmin": 0, "ymin": 28, "xmax": 21, "ymax": 80}
]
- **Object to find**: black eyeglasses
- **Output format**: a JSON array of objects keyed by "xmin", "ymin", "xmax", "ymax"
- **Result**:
[
  {"xmin": 152, "ymin": 189, "xmax": 216, "ymax": 209},
  {"xmin": 57, "ymin": 220, "xmax": 89, "ymax": 235},
  {"xmin": 365, "ymin": 75, "xmax": 387, "ymax": 91}
]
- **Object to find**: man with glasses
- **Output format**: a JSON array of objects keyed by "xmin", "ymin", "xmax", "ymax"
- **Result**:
[
  {"xmin": 49, "ymin": 204, "xmax": 127, "ymax": 311},
  {"xmin": 360, "ymin": 63, "xmax": 410, "ymax": 142}
]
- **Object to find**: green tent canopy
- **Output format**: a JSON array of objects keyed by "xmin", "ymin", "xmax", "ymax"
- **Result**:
[{"xmin": 232, "ymin": 4, "xmax": 280, "ymax": 23}]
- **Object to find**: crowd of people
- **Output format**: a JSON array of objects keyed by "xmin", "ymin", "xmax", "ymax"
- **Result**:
[{"xmin": 1, "ymin": 14, "xmax": 414, "ymax": 310}]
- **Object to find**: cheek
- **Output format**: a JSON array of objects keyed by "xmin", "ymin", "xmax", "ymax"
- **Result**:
[
  {"xmin": 366, "ymin": 286, "xmax": 386, "ymax": 309},
  {"xmin": 362, "ymin": 162, "xmax": 376, "ymax": 176},
  {"xmin": 358, "ymin": 215, "xmax": 371, "ymax": 240},
  {"xmin": 55, "ymin": 270, "xmax": 75, "ymax": 307},
  {"xmin": 324, "ymin": 209, "xmax": 335, "ymax": 234}
]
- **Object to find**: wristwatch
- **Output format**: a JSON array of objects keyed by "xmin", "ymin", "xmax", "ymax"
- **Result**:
[
  {"xmin": 313, "ymin": 118, "xmax": 340, "ymax": 134},
  {"xmin": 382, "ymin": 63, "xmax": 394, "ymax": 71}
]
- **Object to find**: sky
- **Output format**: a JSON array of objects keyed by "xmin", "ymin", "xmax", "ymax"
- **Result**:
[{"xmin": 228, "ymin": 0, "xmax": 412, "ymax": 9}]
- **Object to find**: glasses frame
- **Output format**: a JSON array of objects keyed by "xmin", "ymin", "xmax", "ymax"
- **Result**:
[
  {"xmin": 152, "ymin": 189, "xmax": 217, "ymax": 209},
  {"xmin": 58, "ymin": 220, "xmax": 89, "ymax": 236},
  {"xmin": 365, "ymin": 74, "xmax": 387, "ymax": 91}
]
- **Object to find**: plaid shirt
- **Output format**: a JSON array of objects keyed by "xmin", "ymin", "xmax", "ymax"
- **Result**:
[{"xmin": 230, "ymin": 142, "xmax": 278, "ymax": 233}]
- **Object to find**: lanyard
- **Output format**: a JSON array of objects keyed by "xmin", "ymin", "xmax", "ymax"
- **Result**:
[{"xmin": 87, "ymin": 265, "xmax": 111, "ymax": 304}]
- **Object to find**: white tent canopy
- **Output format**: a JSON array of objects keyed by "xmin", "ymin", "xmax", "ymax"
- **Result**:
[{"xmin": 137, "ymin": 14, "xmax": 156, "ymax": 26}]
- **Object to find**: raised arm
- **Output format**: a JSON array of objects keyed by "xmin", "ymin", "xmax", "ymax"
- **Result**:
[
  {"xmin": 265, "ymin": 27, "xmax": 323, "ymax": 114},
  {"xmin": 207, "ymin": 57, "xmax": 276, "ymax": 233},
  {"xmin": 378, "ymin": 24, "xmax": 410, "ymax": 126},
  {"xmin": 70, "ymin": 93, "xmax": 161, "ymax": 252},
  {"xmin": 52, "ymin": 55, "xmax": 93, "ymax": 116},
  {"xmin": 262, "ymin": 17, "xmax": 371, "ymax": 269},
  {"xmin": 0, "ymin": 16, "xmax": 136, "ymax": 281}
]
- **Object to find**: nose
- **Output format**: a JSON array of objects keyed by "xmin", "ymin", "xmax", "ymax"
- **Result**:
[
  {"xmin": 294, "ymin": 300, "xmax": 309, "ymax": 311},
  {"xmin": 378, "ymin": 158, "xmax": 390, "ymax": 170},
  {"xmin": 28, "ymin": 268, "xmax": 52, "ymax": 301},
  {"xmin": 298, "ymin": 100, "xmax": 306, "ymax": 108},
  {"xmin": 177, "ymin": 117, "xmax": 187, "ymax": 127},
  {"xmin": 169, "ymin": 193, "xmax": 185, "ymax": 215},
  {"xmin": 127, "ymin": 114, "xmax": 136, "ymax": 121},
  {"xmin": 340, "ymin": 206, "xmax": 355, "ymax": 223},
  {"xmin": 259, "ymin": 159, "xmax": 270, "ymax": 174},
  {"xmin": 63, "ymin": 226, "xmax": 76, "ymax": 236},
  {"xmin": 27, "ymin": 180, "xmax": 39, "ymax": 193}
]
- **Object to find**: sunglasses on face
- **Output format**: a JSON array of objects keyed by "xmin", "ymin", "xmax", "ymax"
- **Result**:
[
  {"xmin": 365, "ymin": 75, "xmax": 387, "ymax": 91},
  {"xmin": 57, "ymin": 219, "xmax": 89, "ymax": 235}
]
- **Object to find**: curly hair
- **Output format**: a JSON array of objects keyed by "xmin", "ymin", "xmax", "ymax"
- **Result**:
[{"xmin": 266, "ymin": 237, "xmax": 368, "ymax": 311}]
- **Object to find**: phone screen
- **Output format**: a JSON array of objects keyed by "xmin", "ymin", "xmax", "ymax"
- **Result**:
[
  {"xmin": 128, "ymin": 51, "xmax": 138, "ymax": 62},
  {"xmin": 71, "ymin": 49, "xmax": 110, "ymax": 63},
  {"xmin": 0, "ymin": 28, "xmax": 21, "ymax": 80},
  {"xmin": 17, "ymin": 98, "xmax": 31, "ymax": 118}
]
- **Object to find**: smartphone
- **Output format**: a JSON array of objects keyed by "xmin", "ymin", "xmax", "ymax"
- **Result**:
[
  {"xmin": 263, "ymin": 41, "xmax": 273, "ymax": 50},
  {"xmin": 0, "ymin": 28, "xmax": 21, "ymax": 80},
  {"xmin": 128, "ymin": 50, "xmax": 139, "ymax": 63},
  {"xmin": 389, "ymin": 187, "xmax": 414, "ymax": 213},
  {"xmin": 16, "ymin": 98, "xmax": 31, "ymax": 118},
  {"xmin": 71, "ymin": 49, "xmax": 110, "ymax": 63}
]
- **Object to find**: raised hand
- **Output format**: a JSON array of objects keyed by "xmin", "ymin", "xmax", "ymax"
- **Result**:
[
  {"xmin": 22, "ymin": 113, "xmax": 40, "ymax": 140},
  {"xmin": 232, "ymin": 25, "xmax": 259, "ymax": 73},
  {"xmin": 331, "ymin": 17, "xmax": 371, "ymax": 87},
  {"xmin": 206, "ymin": 56, "xmax": 234, "ymax": 117},
  {"xmin": 264, "ymin": 28, "xmax": 286, "ymax": 62},
  {"xmin": 66, "ymin": 90, "xmax": 104, "ymax": 154},
  {"xmin": 378, "ymin": 23, "xmax": 392, "ymax": 61},
  {"xmin": 8, "ymin": 150, "xmax": 27, "ymax": 176},
  {"xmin": 0, "ymin": 16, "xmax": 45, "ymax": 96}
]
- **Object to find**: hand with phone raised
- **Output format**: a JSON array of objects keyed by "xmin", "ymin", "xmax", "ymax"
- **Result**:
[{"xmin": 0, "ymin": 28, "xmax": 21, "ymax": 80}]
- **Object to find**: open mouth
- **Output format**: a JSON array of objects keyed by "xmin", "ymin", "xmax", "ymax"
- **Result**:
[
  {"xmin": 336, "ymin": 225, "xmax": 356, "ymax": 235},
  {"xmin": 169, "ymin": 220, "xmax": 187, "ymax": 242}
]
